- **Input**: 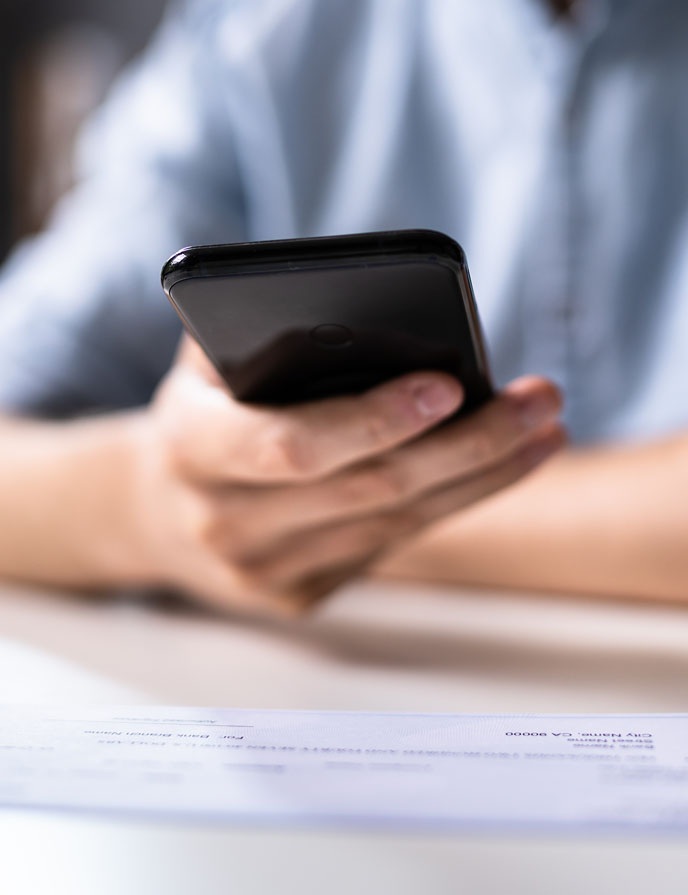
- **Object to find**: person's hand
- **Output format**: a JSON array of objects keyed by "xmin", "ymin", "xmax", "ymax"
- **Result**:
[{"xmin": 133, "ymin": 337, "xmax": 565, "ymax": 616}]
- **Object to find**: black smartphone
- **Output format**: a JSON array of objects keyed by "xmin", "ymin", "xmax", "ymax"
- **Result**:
[{"xmin": 161, "ymin": 229, "xmax": 493, "ymax": 413}]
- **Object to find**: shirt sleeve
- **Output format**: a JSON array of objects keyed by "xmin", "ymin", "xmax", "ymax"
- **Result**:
[{"xmin": 0, "ymin": 0, "xmax": 247, "ymax": 416}]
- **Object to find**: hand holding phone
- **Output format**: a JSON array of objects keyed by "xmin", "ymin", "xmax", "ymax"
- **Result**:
[{"xmin": 137, "ymin": 310, "xmax": 564, "ymax": 616}]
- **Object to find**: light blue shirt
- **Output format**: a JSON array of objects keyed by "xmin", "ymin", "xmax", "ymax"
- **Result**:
[{"xmin": 0, "ymin": 0, "xmax": 686, "ymax": 442}]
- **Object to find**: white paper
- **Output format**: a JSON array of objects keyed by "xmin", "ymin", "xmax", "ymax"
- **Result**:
[{"xmin": 2, "ymin": 707, "xmax": 688, "ymax": 832}]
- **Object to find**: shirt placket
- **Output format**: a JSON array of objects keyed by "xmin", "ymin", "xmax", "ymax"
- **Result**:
[{"xmin": 520, "ymin": 3, "xmax": 611, "ymax": 437}]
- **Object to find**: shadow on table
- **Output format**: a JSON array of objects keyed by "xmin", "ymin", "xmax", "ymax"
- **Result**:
[
  {"xmin": 150, "ymin": 583, "xmax": 688, "ymax": 703},
  {"xmin": 2, "ymin": 582, "xmax": 688, "ymax": 706}
]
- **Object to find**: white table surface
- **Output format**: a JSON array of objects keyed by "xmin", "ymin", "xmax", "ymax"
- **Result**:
[{"xmin": 2, "ymin": 579, "xmax": 688, "ymax": 894}]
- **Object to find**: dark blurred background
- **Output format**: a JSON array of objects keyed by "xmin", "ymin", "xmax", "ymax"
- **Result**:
[{"xmin": 0, "ymin": 0, "xmax": 167, "ymax": 263}]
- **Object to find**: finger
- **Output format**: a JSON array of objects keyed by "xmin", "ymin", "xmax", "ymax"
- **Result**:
[
  {"xmin": 203, "ymin": 376, "xmax": 562, "ymax": 547},
  {"xmin": 178, "ymin": 550, "xmax": 316, "ymax": 620},
  {"xmin": 175, "ymin": 335, "xmax": 226, "ymax": 384},
  {"xmin": 165, "ymin": 360, "xmax": 465, "ymax": 483},
  {"xmin": 382, "ymin": 374, "xmax": 563, "ymax": 495},
  {"xmin": 232, "ymin": 423, "xmax": 566, "ymax": 589},
  {"xmin": 290, "ymin": 560, "xmax": 373, "ymax": 608},
  {"xmin": 402, "ymin": 420, "xmax": 566, "ymax": 528}
]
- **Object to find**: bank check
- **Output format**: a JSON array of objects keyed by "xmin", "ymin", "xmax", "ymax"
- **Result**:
[{"xmin": 1, "ymin": 707, "xmax": 687, "ymax": 832}]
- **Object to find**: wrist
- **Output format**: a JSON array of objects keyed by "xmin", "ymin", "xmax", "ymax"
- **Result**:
[
  {"xmin": 118, "ymin": 410, "xmax": 174, "ymax": 587},
  {"xmin": 0, "ymin": 410, "xmax": 170, "ymax": 588}
]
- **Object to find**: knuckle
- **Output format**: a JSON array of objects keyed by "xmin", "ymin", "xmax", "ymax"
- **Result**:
[
  {"xmin": 389, "ymin": 505, "xmax": 424, "ymax": 534},
  {"xmin": 344, "ymin": 526, "xmax": 387, "ymax": 557},
  {"xmin": 185, "ymin": 490, "xmax": 249, "ymax": 558},
  {"xmin": 349, "ymin": 511, "xmax": 416, "ymax": 552},
  {"xmin": 464, "ymin": 426, "xmax": 499, "ymax": 465},
  {"xmin": 361, "ymin": 408, "xmax": 392, "ymax": 450},
  {"xmin": 253, "ymin": 421, "xmax": 314, "ymax": 480},
  {"xmin": 459, "ymin": 399, "xmax": 525, "ymax": 467},
  {"xmin": 321, "ymin": 521, "xmax": 383, "ymax": 559},
  {"xmin": 512, "ymin": 443, "xmax": 541, "ymax": 476},
  {"xmin": 210, "ymin": 561, "xmax": 275, "ymax": 610},
  {"xmin": 340, "ymin": 463, "xmax": 407, "ymax": 508},
  {"xmin": 494, "ymin": 440, "xmax": 541, "ymax": 483},
  {"xmin": 229, "ymin": 549, "xmax": 274, "ymax": 586},
  {"xmin": 157, "ymin": 415, "xmax": 194, "ymax": 477},
  {"xmin": 153, "ymin": 376, "xmax": 202, "ymax": 468},
  {"xmin": 187, "ymin": 493, "xmax": 226, "ymax": 552},
  {"xmin": 500, "ymin": 394, "xmax": 529, "ymax": 434}
]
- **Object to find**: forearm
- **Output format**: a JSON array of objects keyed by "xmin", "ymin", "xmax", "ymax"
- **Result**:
[
  {"xmin": 0, "ymin": 413, "xmax": 154, "ymax": 587},
  {"xmin": 377, "ymin": 436, "xmax": 688, "ymax": 603}
]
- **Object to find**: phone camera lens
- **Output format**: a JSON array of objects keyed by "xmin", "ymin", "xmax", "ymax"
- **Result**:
[{"xmin": 309, "ymin": 324, "xmax": 354, "ymax": 348}]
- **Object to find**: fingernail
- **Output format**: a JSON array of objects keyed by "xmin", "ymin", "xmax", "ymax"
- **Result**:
[
  {"xmin": 412, "ymin": 381, "xmax": 463, "ymax": 419},
  {"xmin": 518, "ymin": 390, "xmax": 561, "ymax": 428}
]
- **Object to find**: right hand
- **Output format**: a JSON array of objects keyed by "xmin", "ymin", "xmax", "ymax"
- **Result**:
[{"xmin": 131, "ymin": 337, "xmax": 565, "ymax": 616}]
